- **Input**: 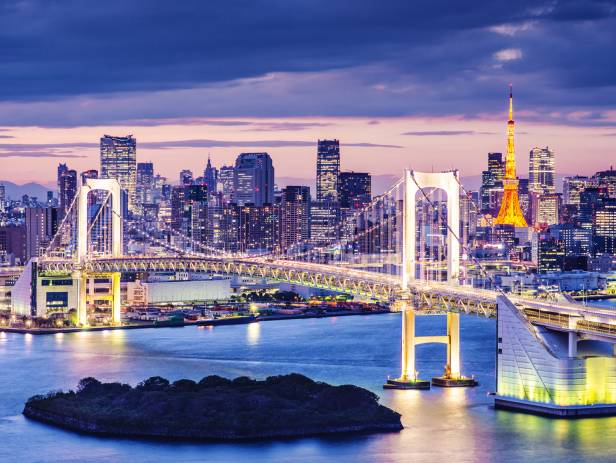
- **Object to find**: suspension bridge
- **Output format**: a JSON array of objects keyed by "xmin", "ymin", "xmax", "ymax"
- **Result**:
[{"xmin": 8, "ymin": 171, "xmax": 616, "ymax": 416}]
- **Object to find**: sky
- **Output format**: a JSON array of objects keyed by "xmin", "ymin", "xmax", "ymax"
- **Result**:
[{"xmin": 0, "ymin": 0, "xmax": 615, "ymax": 188}]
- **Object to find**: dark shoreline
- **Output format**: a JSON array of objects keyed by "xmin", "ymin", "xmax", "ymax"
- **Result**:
[
  {"xmin": 1, "ymin": 309, "xmax": 391, "ymax": 335},
  {"xmin": 23, "ymin": 404, "xmax": 402, "ymax": 442}
]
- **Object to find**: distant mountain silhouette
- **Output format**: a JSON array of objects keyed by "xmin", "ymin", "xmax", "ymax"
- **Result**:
[{"xmin": 0, "ymin": 181, "xmax": 54, "ymax": 200}]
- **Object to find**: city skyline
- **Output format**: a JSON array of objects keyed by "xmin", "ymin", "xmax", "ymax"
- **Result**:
[{"xmin": 0, "ymin": 1, "xmax": 615, "ymax": 185}]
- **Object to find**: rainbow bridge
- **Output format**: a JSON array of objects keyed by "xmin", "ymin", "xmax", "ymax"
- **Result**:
[{"xmin": 9, "ymin": 172, "xmax": 616, "ymax": 417}]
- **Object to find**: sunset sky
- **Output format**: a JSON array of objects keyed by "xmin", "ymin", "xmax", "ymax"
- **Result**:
[{"xmin": 0, "ymin": 1, "xmax": 614, "ymax": 187}]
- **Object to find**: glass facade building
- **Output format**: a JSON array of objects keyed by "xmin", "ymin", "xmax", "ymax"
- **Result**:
[
  {"xmin": 100, "ymin": 135, "xmax": 137, "ymax": 211},
  {"xmin": 316, "ymin": 140, "xmax": 340, "ymax": 202}
]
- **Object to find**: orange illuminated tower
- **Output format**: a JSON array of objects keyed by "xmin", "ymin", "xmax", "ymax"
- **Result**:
[{"xmin": 494, "ymin": 85, "xmax": 528, "ymax": 227}]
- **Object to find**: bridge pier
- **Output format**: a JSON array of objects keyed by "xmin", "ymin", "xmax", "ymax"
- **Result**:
[
  {"xmin": 75, "ymin": 271, "xmax": 88, "ymax": 327},
  {"xmin": 384, "ymin": 302, "xmax": 430, "ymax": 389},
  {"xmin": 111, "ymin": 272, "xmax": 121, "ymax": 325},
  {"xmin": 431, "ymin": 312, "xmax": 478, "ymax": 387},
  {"xmin": 568, "ymin": 331, "xmax": 578, "ymax": 358}
]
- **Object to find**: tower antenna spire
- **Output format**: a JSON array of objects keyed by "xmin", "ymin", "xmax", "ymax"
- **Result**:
[{"xmin": 509, "ymin": 83, "xmax": 513, "ymax": 121}]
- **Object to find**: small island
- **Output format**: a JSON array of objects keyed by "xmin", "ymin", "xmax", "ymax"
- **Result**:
[{"xmin": 23, "ymin": 373, "xmax": 402, "ymax": 441}]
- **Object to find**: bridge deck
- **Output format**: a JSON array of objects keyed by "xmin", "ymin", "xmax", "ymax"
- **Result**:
[{"xmin": 32, "ymin": 256, "xmax": 616, "ymax": 341}]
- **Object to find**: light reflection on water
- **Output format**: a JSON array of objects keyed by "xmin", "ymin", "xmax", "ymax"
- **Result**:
[{"xmin": 0, "ymin": 306, "xmax": 615, "ymax": 462}]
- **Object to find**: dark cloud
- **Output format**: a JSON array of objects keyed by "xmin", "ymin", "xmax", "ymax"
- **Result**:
[{"xmin": 0, "ymin": 1, "xmax": 613, "ymax": 126}]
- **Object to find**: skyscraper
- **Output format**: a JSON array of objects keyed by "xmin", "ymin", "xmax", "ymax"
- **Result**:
[
  {"xmin": 25, "ymin": 206, "xmax": 58, "ymax": 260},
  {"xmin": 218, "ymin": 166, "xmax": 235, "ymax": 204},
  {"xmin": 233, "ymin": 153, "xmax": 274, "ymax": 206},
  {"xmin": 58, "ymin": 167, "xmax": 77, "ymax": 217},
  {"xmin": 316, "ymin": 140, "xmax": 340, "ymax": 202},
  {"xmin": 529, "ymin": 147, "xmax": 556, "ymax": 194},
  {"xmin": 136, "ymin": 162, "xmax": 154, "ymax": 213},
  {"xmin": 279, "ymin": 186, "xmax": 311, "ymax": 249},
  {"xmin": 488, "ymin": 152, "xmax": 505, "ymax": 185},
  {"xmin": 594, "ymin": 200, "xmax": 616, "ymax": 255},
  {"xmin": 338, "ymin": 172, "xmax": 371, "ymax": 210},
  {"xmin": 563, "ymin": 175, "xmax": 589, "ymax": 207},
  {"xmin": 203, "ymin": 156, "xmax": 218, "ymax": 195},
  {"xmin": 494, "ymin": 86, "xmax": 528, "ymax": 228},
  {"xmin": 100, "ymin": 135, "xmax": 137, "ymax": 211},
  {"xmin": 480, "ymin": 153, "xmax": 504, "ymax": 214}
]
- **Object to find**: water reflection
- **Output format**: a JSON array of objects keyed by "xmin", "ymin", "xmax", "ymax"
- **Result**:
[
  {"xmin": 247, "ymin": 322, "xmax": 261, "ymax": 346},
  {"xmin": 1, "ymin": 313, "xmax": 615, "ymax": 463}
]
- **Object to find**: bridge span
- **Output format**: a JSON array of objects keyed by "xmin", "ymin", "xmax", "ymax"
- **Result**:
[{"xmin": 8, "ymin": 172, "xmax": 616, "ymax": 417}]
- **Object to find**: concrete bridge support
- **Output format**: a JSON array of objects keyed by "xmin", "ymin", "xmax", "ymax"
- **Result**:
[{"xmin": 384, "ymin": 302, "xmax": 476, "ymax": 389}]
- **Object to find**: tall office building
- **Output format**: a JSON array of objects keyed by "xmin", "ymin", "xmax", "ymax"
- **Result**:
[
  {"xmin": 593, "ymin": 167, "xmax": 616, "ymax": 198},
  {"xmin": 233, "ymin": 153, "xmax": 274, "ymax": 206},
  {"xmin": 316, "ymin": 140, "xmax": 340, "ymax": 201},
  {"xmin": 100, "ymin": 135, "xmax": 137, "ymax": 211},
  {"xmin": 203, "ymin": 156, "xmax": 218, "ymax": 195},
  {"xmin": 279, "ymin": 186, "xmax": 310, "ymax": 249},
  {"xmin": 480, "ymin": 153, "xmax": 504, "ymax": 214},
  {"xmin": 170, "ymin": 185, "xmax": 208, "ymax": 244},
  {"xmin": 338, "ymin": 172, "xmax": 371, "ymax": 210},
  {"xmin": 529, "ymin": 147, "xmax": 556, "ymax": 194},
  {"xmin": 579, "ymin": 187, "xmax": 608, "ymax": 230},
  {"xmin": 563, "ymin": 176, "xmax": 589, "ymax": 207},
  {"xmin": 218, "ymin": 166, "xmax": 235, "ymax": 204},
  {"xmin": 136, "ymin": 162, "xmax": 154, "ymax": 213},
  {"xmin": 58, "ymin": 167, "xmax": 77, "ymax": 217},
  {"xmin": 25, "ymin": 207, "xmax": 58, "ymax": 260},
  {"xmin": 488, "ymin": 152, "xmax": 505, "ymax": 185},
  {"xmin": 494, "ymin": 86, "xmax": 528, "ymax": 227},
  {"xmin": 594, "ymin": 200, "xmax": 616, "ymax": 255},
  {"xmin": 237, "ymin": 203, "xmax": 278, "ymax": 253},
  {"xmin": 532, "ymin": 193, "xmax": 560, "ymax": 227},
  {"xmin": 0, "ymin": 184, "xmax": 6, "ymax": 213}
]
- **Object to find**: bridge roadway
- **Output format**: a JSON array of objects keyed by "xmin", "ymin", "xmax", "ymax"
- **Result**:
[{"xmin": 36, "ymin": 255, "xmax": 616, "ymax": 341}]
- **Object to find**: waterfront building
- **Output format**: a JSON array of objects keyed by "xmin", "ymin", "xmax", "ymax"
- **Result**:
[
  {"xmin": 529, "ymin": 147, "xmax": 556, "ymax": 194},
  {"xmin": 100, "ymin": 135, "xmax": 137, "ymax": 211},
  {"xmin": 233, "ymin": 153, "xmax": 274, "ymax": 206},
  {"xmin": 338, "ymin": 172, "xmax": 371, "ymax": 210},
  {"xmin": 316, "ymin": 139, "xmax": 340, "ymax": 202},
  {"xmin": 494, "ymin": 86, "xmax": 528, "ymax": 227}
]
